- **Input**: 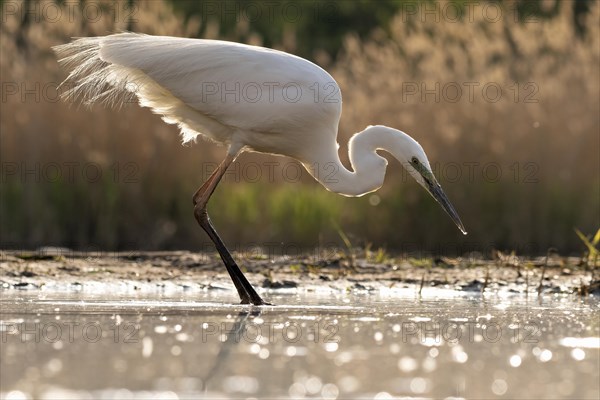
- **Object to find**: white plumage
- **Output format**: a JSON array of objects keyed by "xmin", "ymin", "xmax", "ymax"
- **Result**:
[{"xmin": 55, "ymin": 33, "xmax": 339, "ymax": 155}]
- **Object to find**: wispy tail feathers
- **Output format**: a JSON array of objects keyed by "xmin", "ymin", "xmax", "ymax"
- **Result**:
[{"xmin": 53, "ymin": 34, "xmax": 142, "ymax": 107}]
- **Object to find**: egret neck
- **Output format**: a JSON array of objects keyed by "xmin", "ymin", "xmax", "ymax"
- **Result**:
[{"xmin": 303, "ymin": 125, "xmax": 421, "ymax": 197}]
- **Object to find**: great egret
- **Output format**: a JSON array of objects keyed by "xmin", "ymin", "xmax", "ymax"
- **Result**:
[{"xmin": 54, "ymin": 33, "xmax": 466, "ymax": 306}]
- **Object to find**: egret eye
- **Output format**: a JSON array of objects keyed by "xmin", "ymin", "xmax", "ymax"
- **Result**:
[{"xmin": 411, "ymin": 157, "xmax": 419, "ymax": 165}]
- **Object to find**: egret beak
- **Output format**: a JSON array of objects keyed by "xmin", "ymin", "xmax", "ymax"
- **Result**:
[{"xmin": 425, "ymin": 177, "xmax": 467, "ymax": 235}]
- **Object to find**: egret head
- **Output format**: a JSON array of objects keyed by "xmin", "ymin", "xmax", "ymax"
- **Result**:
[{"xmin": 399, "ymin": 135, "xmax": 467, "ymax": 235}]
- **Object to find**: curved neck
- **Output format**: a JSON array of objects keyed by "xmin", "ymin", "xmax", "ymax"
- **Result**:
[{"xmin": 302, "ymin": 125, "xmax": 414, "ymax": 197}]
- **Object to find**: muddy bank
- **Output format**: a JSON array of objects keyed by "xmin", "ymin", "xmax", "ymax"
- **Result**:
[{"xmin": 0, "ymin": 250, "xmax": 598, "ymax": 296}]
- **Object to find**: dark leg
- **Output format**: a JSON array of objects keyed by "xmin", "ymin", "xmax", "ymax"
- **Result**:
[{"xmin": 193, "ymin": 152, "xmax": 270, "ymax": 305}]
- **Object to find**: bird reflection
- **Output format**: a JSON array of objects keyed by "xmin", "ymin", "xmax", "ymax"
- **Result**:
[{"xmin": 202, "ymin": 308, "xmax": 262, "ymax": 391}]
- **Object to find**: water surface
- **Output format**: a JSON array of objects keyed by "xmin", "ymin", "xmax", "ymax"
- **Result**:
[{"xmin": 1, "ymin": 289, "xmax": 598, "ymax": 399}]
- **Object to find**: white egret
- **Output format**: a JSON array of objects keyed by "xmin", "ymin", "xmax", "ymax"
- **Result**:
[{"xmin": 54, "ymin": 33, "xmax": 466, "ymax": 305}]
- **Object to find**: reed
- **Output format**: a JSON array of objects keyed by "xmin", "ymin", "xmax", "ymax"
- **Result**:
[{"xmin": 1, "ymin": 1, "xmax": 598, "ymax": 255}]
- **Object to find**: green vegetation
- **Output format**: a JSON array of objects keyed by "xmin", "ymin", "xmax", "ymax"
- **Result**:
[
  {"xmin": 575, "ymin": 228, "xmax": 600, "ymax": 268},
  {"xmin": 169, "ymin": 0, "xmax": 405, "ymax": 62}
]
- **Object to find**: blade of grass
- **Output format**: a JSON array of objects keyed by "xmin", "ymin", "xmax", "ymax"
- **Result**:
[
  {"xmin": 331, "ymin": 218, "xmax": 354, "ymax": 264},
  {"xmin": 575, "ymin": 228, "xmax": 599, "ymax": 256}
]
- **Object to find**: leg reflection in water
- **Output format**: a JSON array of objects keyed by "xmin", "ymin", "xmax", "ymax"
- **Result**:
[{"xmin": 202, "ymin": 309, "xmax": 262, "ymax": 391}]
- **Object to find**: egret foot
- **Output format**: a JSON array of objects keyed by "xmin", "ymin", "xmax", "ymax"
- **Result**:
[{"xmin": 241, "ymin": 298, "xmax": 273, "ymax": 306}]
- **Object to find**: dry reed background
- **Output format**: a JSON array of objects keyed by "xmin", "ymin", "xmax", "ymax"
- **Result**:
[{"xmin": 1, "ymin": 0, "xmax": 598, "ymax": 256}]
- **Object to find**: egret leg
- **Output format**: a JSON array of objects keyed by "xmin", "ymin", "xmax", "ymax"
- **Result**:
[{"xmin": 193, "ymin": 152, "xmax": 270, "ymax": 306}]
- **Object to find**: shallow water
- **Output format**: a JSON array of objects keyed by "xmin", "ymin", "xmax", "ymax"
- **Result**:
[{"xmin": 1, "ymin": 289, "xmax": 598, "ymax": 399}]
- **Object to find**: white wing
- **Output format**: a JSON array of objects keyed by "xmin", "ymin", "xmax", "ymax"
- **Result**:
[{"xmin": 55, "ymin": 33, "xmax": 342, "ymax": 146}]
